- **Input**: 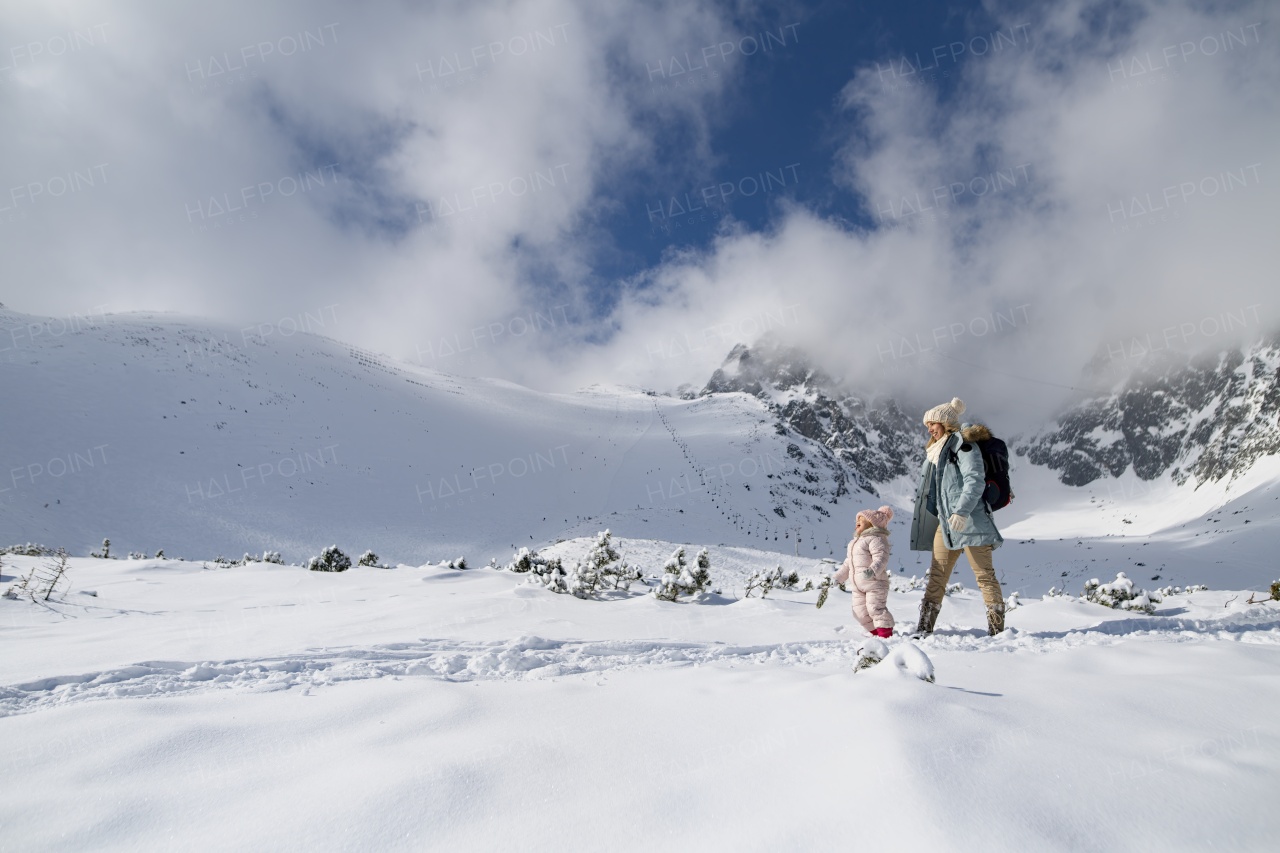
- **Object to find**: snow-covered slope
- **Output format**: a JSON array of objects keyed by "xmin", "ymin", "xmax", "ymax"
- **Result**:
[
  {"xmin": 5, "ymin": 308, "xmax": 1279, "ymax": 590},
  {"xmin": 0, "ymin": 309, "xmax": 880, "ymax": 567}
]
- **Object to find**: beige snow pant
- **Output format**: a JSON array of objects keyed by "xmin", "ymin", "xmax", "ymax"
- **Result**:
[
  {"xmin": 851, "ymin": 579, "xmax": 894, "ymax": 632},
  {"xmin": 923, "ymin": 526, "xmax": 1004, "ymax": 611}
]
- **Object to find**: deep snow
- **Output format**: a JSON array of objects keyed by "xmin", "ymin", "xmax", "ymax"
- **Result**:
[{"xmin": 2, "ymin": 553, "xmax": 1278, "ymax": 851}]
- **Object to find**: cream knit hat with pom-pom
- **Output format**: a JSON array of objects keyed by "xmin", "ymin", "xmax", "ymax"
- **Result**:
[{"xmin": 922, "ymin": 397, "xmax": 966, "ymax": 427}]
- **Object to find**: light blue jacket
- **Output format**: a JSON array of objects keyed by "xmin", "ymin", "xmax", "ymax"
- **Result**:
[{"xmin": 909, "ymin": 427, "xmax": 1003, "ymax": 551}]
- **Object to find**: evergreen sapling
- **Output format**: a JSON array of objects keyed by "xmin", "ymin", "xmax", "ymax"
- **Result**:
[{"xmin": 653, "ymin": 546, "xmax": 711, "ymax": 602}]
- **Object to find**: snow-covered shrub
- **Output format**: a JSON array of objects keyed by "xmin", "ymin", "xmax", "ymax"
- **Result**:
[
  {"xmin": 744, "ymin": 565, "xmax": 800, "ymax": 599},
  {"xmin": 307, "ymin": 545, "xmax": 351, "ymax": 573},
  {"xmin": 1154, "ymin": 584, "xmax": 1209, "ymax": 598},
  {"xmin": 127, "ymin": 552, "xmax": 147, "ymax": 560},
  {"xmin": 155, "ymin": 549, "xmax": 166, "ymax": 560},
  {"xmin": 442, "ymin": 556, "xmax": 468, "ymax": 570},
  {"xmin": 507, "ymin": 549, "xmax": 535, "ymax": 573},
  {"xmin": 566, "ymin": 530, "xmax": 641, "ymax": 598},
  {"xmin": 90, "ymin": 538, "xmax": 112, "ymax": 559},
  {"xmin": 1271, "ymin": 580, "xmax": 1280, "ymax": 601},
  {"xmin": 854, "ymin": 637, "xmax": 888, "ymax": 672},
  {"xmin": 802, "ymin": 568, "xmax": 838, "ymax": 592},
  {"xmin": 1004, "ymin": 591, "xmax": 1021, "ymax": 611},
  {"xmin": 891, "ymin": 575, "xmax": 926, "ymax": 593},
  {"xmin": 1083, "ymin": 572, "xmax": 1155, "ymax": 614},
  {"xmin": 530, "ymin": 558, "xmax": 568, "ymax": 593},
  {"xmin": 653, "ymin": 546, "xmax": 711, "ymax": 602},
  {"xmin": 2, "ymin": 543, "xmax": 54, "ymax": 557},
  {"xmin": 506, "ymin": 548, "xmax": 567, "ymax": 592},
  {"xmin": 227, "ymin": 552, "xmax": 286, "ymax": 566},
  {"xmin": 888, "ymin": 578, "xmax": 962, "ymax": 595},
  {"xmin": 358, "ymin": 550, "xmax": 379, "ymax": 567}
]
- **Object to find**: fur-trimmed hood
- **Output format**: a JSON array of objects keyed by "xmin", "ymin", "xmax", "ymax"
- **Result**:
[{"xmin": 926, "ymin": 423, "xmax": 992, "ymax": 452}]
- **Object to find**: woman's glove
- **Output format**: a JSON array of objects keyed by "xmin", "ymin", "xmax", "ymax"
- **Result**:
[{"xmin": 948, "ymin": 513, "xmax": 970, "ymax": 532}]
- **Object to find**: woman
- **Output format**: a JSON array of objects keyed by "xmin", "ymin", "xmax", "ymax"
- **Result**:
[{"xmin": 909, "ymin": 397, "xmax": 1006, "ymax": 636}]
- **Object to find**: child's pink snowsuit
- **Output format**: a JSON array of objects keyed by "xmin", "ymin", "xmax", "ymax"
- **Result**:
[{"xmin": 832, "ymin": 527, "xmax": 895, "ymax": 632}]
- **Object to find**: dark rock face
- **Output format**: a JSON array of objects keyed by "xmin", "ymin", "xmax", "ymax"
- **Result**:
[
  {"xmin": 1018, "ymin": 337, "xmax": 1280, "ymax": 487},
  {"xmin": 698, "ymin": 333, "xmax": 1280, "ymax": 498},
  {"xmin": 701, "ymin": 340, "xmax": 921, "ymax": 496}
]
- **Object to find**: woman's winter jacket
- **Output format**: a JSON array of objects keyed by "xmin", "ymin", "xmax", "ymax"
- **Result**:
[{"xmin": 909, "ymin": 424, "xmax": 1003, "ymax": 551}]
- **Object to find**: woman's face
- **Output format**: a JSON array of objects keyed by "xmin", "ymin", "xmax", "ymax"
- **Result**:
[{"xmin": 926, "ymin": 421, "xmax": 947, "ymax": 441}]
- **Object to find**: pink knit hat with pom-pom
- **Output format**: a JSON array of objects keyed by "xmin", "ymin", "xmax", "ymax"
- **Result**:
[{"xmin": 857, "ymin": 505, "xmax": 894, "ymax": 529}]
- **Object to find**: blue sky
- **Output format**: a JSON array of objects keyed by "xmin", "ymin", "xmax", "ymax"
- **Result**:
[
  {"xmin": 2, "ymin": 0, "xmax": 1276, "ymax": 424},
  {"xmin": 591, "ymin": 1, "xmax": 1016, "ymax": 303}
]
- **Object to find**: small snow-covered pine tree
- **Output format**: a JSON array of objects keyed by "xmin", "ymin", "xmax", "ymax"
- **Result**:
[
  {"xmin": 1083, "ymin": 572, "xmax": 1154, "ymax": 614},
  {"xmin": 2, "ymin": 543, "xmax": 53, "ymax": 557},
  {"xmin": 506, "ymin": 547, "xmax": 567, "ymax": 592},
  {"xmin": 307, "ymin": 545, "xmax": 351, "ymax": 573},
  {"xmin": 567, "ymin": 530, "xmax": 640, "ymax": 597},
  {"xmin": 745, "ymin": 566, "xmax": 776, "ymax": 598},
  {"xmin": 508, "ymin": 548, "xmax": 535, "ymax": 573},
  {"xmin": 358, "ymin": 550, "xmax": 379, "ymax": 567},
  {"xmin": 744, "ymin": 565, "xmax": 799, "ymax": 599},
  {"xmin": 653, "ymin": 546, "xmax": 711, "ymax": 602},
  {"xmin": 567, "ymin": 532, "xmax": 610, "ymax": 597}
]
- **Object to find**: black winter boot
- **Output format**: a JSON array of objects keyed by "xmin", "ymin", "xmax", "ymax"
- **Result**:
[
  {"xmin": 986, "ymin": 603, "xmax": 1006, "ymax": 636},
  {"xmin": 914, "ymin": 600, "xmax": 940, "ymax": 637}
]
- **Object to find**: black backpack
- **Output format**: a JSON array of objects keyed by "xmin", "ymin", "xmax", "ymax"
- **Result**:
[{"xmin": 949, "ymin": 430, "xmax": 1014, "ymax": 511}]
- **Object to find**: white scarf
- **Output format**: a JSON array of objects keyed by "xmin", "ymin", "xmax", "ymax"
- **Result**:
[{"xmin": 925, "ymin": 434, "xmax": 949, "ymax": 466}]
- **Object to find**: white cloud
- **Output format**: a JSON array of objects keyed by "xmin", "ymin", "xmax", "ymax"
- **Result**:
[
  {"xmin": 1, "ymin": 0, "xmax": 740, "ymax": 369},
  {"xmin": 564, "ymin": 0, "xmax": 1280, "ymax": 431},
  {"xmin": 4, "ymin": 0, "xmax": 1276, "ymax": 433}
]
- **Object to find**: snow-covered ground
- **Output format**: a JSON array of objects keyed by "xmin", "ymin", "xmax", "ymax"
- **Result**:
[
  {"xmin": 2, "ymin": 550, "xmax": 1279, "ymax": 851},
  {"xmin": 4, "ymin": 309, "xmax": 1279, "ymax": 850}
]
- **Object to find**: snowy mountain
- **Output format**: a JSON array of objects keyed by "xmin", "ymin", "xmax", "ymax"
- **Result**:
[
  {"xmin": 703, "ymin": 339, "xmax": 921, "ymax": 496},
  {"xmin": 699, "ymin": 333, "xmax": 1280, "ymax": 525},
  {"xmin": 4, "ymin": 307, "xmax": 1279, "ymax": 591},
  {"xmin": 0, "ymin": 308, "xmax": 881, "ymax": 567},
  {"xmin": 1019, "ymin": 334, "xmax": 1280, "ymax": 487}
]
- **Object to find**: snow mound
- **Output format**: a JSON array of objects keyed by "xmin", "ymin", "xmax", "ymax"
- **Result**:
[{"xmin": 858, "ymin": 639, "xmax": 935, "ymax": 683}]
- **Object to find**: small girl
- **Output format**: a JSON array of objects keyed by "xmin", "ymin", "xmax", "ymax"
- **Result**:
[{"xmin": 832, "ymin": 505, "xmax": 896, "ymax": 638}]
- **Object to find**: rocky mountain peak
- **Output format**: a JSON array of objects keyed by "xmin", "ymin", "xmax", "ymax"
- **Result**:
[
  {"xmin": 697, "ymin": 331, "xmax": 1280, "ymax": 497},
  {"xmin": 1020, "ymin": 333, "xmax": 1280, "ymax": 487},
  {"xmin": 700, "ymin": 340, "xmax": 921, "ymax": 494}
]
